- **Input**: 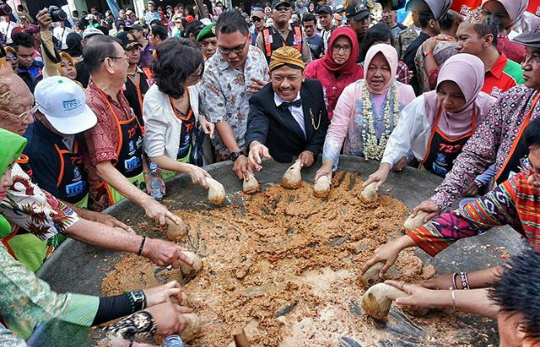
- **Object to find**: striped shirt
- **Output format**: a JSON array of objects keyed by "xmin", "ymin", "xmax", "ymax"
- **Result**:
[{"xmin": 409, "ymin": 171, "xmax": 540, "ymax": 257}]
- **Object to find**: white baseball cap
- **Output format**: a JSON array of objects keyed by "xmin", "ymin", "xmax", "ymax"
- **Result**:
[{"xmin": 34, "ymin": 77, "xmax": 97, "ymax": 135}]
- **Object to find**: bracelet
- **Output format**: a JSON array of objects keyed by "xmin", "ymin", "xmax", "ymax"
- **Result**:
[
  {"xmin": 460, "ymin": 272, "xmax": 470, "ymax": 290},
  {"xmin": 138, "ymin": 236, "xmax": 146, "ymax": 256},
  {"xmin": 452, "ymin": 272, "xmax": 459, "ymax": 290},
  {"xmin": 451, "ymin": 289, "xmax": 456, "ymax": 311},
  {"xmin": 425, "ymin": 50, "xmax": 433, "ymax": 56}
]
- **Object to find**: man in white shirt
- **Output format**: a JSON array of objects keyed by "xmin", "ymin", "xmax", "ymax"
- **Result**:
[
  {"xmin": 0, "ymin": 16, "xmax": 16, "ymax": 44},
  {"xmin": 52, "ymin": 21, "xmax": 72, "ymax": 50}
]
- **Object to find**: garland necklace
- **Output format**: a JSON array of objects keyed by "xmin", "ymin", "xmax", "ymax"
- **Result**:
[{"xmin": 361, "ymin": 83, "xmax": 399, "ymax": 160}]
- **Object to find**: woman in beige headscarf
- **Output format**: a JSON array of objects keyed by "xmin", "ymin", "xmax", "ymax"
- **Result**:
[
  {"xmin": 480, "ymin": 0, "xmax": 528, "ymax": 63},
  {"xmin": 315, "ymin": 44, "xmax": 415, "ymax": 181}
]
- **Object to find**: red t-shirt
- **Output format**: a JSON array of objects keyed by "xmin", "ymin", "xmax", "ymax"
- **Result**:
[
  {"xmin": 482, "ymin": 54, "xmax": 524, "ymax": 99},
  {"xmin": 527, "ymin": 0, "xmax": 540, "ymax": 17},
  {"xmin": 450, "ymin": 0, "xmax": 482, "ymax": 15}
]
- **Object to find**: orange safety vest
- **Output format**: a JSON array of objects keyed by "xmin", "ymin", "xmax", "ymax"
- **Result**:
[{"xmin": 262, "ymin": 25, "xmax": 303, "ymax": 60}]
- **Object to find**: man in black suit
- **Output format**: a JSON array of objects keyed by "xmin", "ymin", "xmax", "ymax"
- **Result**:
[{"xmin": 245, "ymin": 46, "xmax": 330, "ymax": 171}]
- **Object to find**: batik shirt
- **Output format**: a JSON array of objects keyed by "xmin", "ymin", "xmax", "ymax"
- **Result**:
[
  {"xmin": 430, "ymin": 86, "xmax": 540, "ymax": 210},
  {"xmin": 200, "ymin": 45, "xmax": 269, "ymax": 159},
  {"xmin": 409, "ymin": 172, "xmax": 540, "ymax": 256},
  {"xmin": 0, "ymin": 243, "xmax": 98, "ymax": 344},
  {"xmin": 0, "ymin": 164, "xmax": 79, "ymax": 240}
]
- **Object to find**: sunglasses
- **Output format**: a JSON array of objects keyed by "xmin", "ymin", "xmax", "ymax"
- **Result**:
[
  {"xmin": 275, "ymin": 5, "xmax": 291, "ymax": 11},
  {"xmin": 251, "ymin": 16, "xmax": 263, "ymax": 22}
]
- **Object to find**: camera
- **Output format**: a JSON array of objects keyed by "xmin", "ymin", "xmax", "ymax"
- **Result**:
[
  {"xmin": 0, "ymin": 1, "xmax": 12, "ymax": 17},
  {"xmin": 48, "ymin": 5, "xmax": 67, "ymax": 22}
]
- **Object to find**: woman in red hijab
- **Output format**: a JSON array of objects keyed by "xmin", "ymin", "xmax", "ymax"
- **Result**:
[{"xmin": 304, "ymin": 27, "xmax": 364, "ymax": 120}]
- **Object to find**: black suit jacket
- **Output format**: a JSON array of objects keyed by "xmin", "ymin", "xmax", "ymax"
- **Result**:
[{"xmin": 245, "ymin": 78, "xmax": 330, "ymax": 163}]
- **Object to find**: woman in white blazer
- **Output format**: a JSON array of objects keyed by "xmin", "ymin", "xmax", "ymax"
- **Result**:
[{"xmin": 143, "ymin": 38, "xmax": 214, "ymax": 188}]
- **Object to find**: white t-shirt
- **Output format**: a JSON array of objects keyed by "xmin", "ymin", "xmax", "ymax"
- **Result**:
[{"xmin": 53, "ymin": 26, "xmax": 73, "ymax": 50}]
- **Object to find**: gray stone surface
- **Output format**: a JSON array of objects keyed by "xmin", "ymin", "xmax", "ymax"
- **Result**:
[{"xmin": 31, "ymin": 157, "xmax": 523, "ymax": 346}]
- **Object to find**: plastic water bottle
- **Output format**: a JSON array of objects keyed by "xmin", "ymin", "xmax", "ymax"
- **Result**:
[
  {"xmin": 148, "ymin": 162, "xmax": 163, "ymax": 201},
  {"xmin": 161, "ymin": 335, "xmax": 184, "ymax": 347}
]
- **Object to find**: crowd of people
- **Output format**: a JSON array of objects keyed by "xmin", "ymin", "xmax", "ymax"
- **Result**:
[{"xmin": 0, "ymin": 0, "xmax": 540, "ymax": 345}]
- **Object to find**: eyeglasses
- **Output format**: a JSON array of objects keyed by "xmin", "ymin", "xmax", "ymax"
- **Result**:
[
  {"xmin": 101, "ymin": 56, "xmax": 129, "ymax": 62},
  {"xmin": 218, "ymin": 36, "xmax": 249, "ymax": 55},
  {"xmin": 0, "ymin": 101, "xmax": 40, "ymax": 121},
  {"xmin": 333, "ymin": 44, "xmax": 352, "ymax": 52}
]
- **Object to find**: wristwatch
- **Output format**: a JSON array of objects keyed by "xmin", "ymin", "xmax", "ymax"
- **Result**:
[
  {"xmin": 230, "ymin": 152, "xmax": 243, "ymax": 162},
  {"xmin": 129, "ymin": 290, "xmax": 147, "ymax": 311},
  {"xmin": 422, "ymin": 50, "xmax": 433, "ymax": 59}
]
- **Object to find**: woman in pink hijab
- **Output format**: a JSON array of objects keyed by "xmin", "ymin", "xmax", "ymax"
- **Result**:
[
  {"xmin": 481, "ymin": 0, "xmax": 528, "ymax": 63},
  {"xmin": 363, "ymin": 53, "xmax": 497, "ymax": 190},
  {"xmin": 315, "ymin": 44, "xmax": 415, "ymax": 181}
]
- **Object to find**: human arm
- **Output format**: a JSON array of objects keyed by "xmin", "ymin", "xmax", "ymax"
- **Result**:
[
  {"xmin": 150, "ymin": 156, "xmax": 210, "ymax": 189},
  {"xmin": 428, "ymin": 95, "xmax": 506, "ymax": 210},
  {"xmin": 104, "ymin": 302, "xmax": 192, "ymax": 342},
  {"xmin": 67, "ymin": 204, "xmax": 133, "ymax": 232},
  {"xmin": 94, "ymin": 161, "xmax": 179, "ymax": 225},
  {"xmin": 422, "ymin": 267, "xmax": 502, "ymax": 290},
  {"xmin": 320, "ymin": 83, "xmax": 356, "ymax": 171},
  {"xmin": 363, "ymin": 96, "xmax": 428, "ymax": 190},
  {"xmin": 36, "ymin": 9, "xmax": 61, "ymax": 78},
  {"xmin": 361, "ymin": 235, "xmax": 417, "ymax": 278},
  {"xmin": 301, "ymin": 34, "xmax": 312, "ymax": 64},
  {"xmin": 199, "ymin": 60, "xmax": 252, "ymax": 167},
  {"xmin": 65, "ymin": 218, "xmax": 193, "ymax": 268},
  {"xmin": 473, "ymin": 164, "xmax": 497, "ymax": 189},
  {"xmin": 215, "ymin": 122, "xmax": 252, "ymax": 179},
  {"xmin": 409, "ymin": 179, "xmax": 520, "ymax": 257},
  {"xmin": 422, "ymin": 37, "xmax": 439, "ymax": 79},
  {"xmin": 198, "ymin": 116, "xmax": 215, "ymax": 139},
  {"xmin": 385, "ymin": 281, "xmax": 499, "ymax": 318},
  {"xmin": 246, "ymin": 95, "xmax": 271, "ymax": 171}
]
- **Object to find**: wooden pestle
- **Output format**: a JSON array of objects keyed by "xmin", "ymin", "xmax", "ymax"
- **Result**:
[
  {"xmin": 233, "ymin": 327, "xmax": 251, "ymax": 347},
  {"xmin": 361, "ymin": 283, "xmax": 408, "ymax": 320},
  {"xmin": 281, "ymin": 160, "xmax": 302, "ymax": 189},
  {"xmin": 360, "ymin": 262, "xmax": 384, "ymax": 288}
]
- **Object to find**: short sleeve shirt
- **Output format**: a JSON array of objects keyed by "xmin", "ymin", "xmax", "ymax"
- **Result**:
[
  {"xmin": 83, "ymin": 81, "xmax": 135, "ymax": 168},
  {"xmin": 199, "ymin": 45, "xmax": 269, "ymax": 158}
]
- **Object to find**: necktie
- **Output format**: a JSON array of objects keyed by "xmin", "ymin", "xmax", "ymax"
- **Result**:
[{"xmin": 279, "ymin": 99, "xmax": 302, "ymax": 110}]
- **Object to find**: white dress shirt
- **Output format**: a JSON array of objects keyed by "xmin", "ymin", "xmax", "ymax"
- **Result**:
[{"xmin": 274, "ymin": 92, "xmax": 306, "ymax": 138}]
